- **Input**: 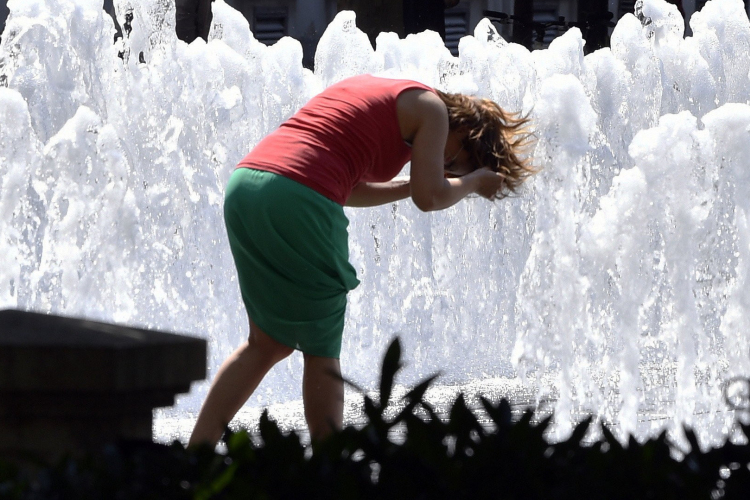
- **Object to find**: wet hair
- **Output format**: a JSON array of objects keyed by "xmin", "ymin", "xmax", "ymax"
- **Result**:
[{"xmin": 435, "ymin": 90, "xmax": 537, "ymax": 198}]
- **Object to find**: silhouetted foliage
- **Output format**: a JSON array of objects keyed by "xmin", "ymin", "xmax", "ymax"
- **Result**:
[{"xmin": 2, "ymin": 337, "xmax": 750, "ymax": 499}]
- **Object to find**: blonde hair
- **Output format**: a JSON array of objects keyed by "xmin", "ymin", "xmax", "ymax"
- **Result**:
[{"xmin": 435, "ymin": 90, "xmax": 537, "ymax": 198}]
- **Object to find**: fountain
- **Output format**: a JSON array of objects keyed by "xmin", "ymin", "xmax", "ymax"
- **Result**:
[{"xmin": 1, "ymin": 0, "xmax": 750, "ymax": 448}]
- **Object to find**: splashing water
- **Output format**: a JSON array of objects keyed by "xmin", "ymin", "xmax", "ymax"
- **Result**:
[{"xmin": 2, "ymin": 0, "xmax": 750, "ymax": 447}]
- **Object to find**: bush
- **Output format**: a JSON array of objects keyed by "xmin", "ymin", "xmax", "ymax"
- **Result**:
[{"xmin": 3, "ymin": 338, "xmax": 750, "ymax": 499}]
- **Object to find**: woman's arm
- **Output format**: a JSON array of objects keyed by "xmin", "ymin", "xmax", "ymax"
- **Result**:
[
  {"xmin": 345, "ymin": 177, "xmax": 411, "ymax": 207},
  {"xmin": 404, "ymin": 92, "xmax": 504, "ymax": 211}
]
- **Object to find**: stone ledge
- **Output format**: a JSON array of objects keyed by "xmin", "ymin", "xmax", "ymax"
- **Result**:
[
  {"xmin": 0, "ymin": 308, "xmax": 207, "ymax": 464},
  {"xmin": 0, "ymin": 309, "xmax": 206, "ymax": 392}
]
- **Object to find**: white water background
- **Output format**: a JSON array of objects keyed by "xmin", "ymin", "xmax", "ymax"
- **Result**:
[{"xmin": 2, "ymin": 0, "xmax": 750, "ymax": 448}]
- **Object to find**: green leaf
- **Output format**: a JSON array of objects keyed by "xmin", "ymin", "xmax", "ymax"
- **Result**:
[
  {"xmin": 404, "ymin": 373, "xmax": 440, "ymax": 404},
  {"xmin": 683, "ymin": 426, "xmax": 701, "ymax": 455},
  {"xmin": 601, "ymin": 423, "xmax": 624, "ymax": 452},
  {"xmin": 448, "ymin": 394, "xmax": 482, "ymax": 435},
  {"xmin": 396, "ymin": 373, "xmax": 440, "ymax": 423},
  {"xmin": 363, "ymin": 395, "xmax": 383, "ymax": 426},
  {"xmin": 480, "ymin": 397, "xmax": 512, "ymax": 429},
  {"xmin": 569, "ymin": 416, "xmax": 593, "ymax": 445},
  {"xmin": 379, "ymin": 337, "xmax": 403, "ymax": 412},
  {"xmin": 258, "ymin": 409, "xmax": 283, "ymax": 446},
  {"xmin": 196, "ymin": 462, "xmax": 238, "ymax": 500},
  {"xmin": 341, "ymin": 375, "xmax": 367, "ymax": 394},
  {"xmin": 225, "ymin": 428, "xmax": 252, "ymax": 452}
]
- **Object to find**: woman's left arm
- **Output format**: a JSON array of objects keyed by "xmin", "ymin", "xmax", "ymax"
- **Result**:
[{"xmin": 345, "ymin": 177, "xmax": 411, "ymax": 207}]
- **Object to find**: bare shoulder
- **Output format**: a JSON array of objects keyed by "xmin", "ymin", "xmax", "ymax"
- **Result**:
[{"xmin": 396, "ymin": 89, "xmax": 448, "ymax": 142}]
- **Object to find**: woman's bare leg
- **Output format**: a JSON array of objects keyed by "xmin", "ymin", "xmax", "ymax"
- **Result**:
[
  {"xmin": 188, "ymin": 320, "xmax": 294, "ymax": 447},
  {"xmin": 302, "ymin": 354, "xmax": 344, "ymax": 442}
]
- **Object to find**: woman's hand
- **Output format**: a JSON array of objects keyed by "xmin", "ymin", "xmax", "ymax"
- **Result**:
[
  {"xmin": 398, "ymin": 90, "xmax": 504, "ymax": 210},
  {"xmin": 467, "ymin": 168, "xmax": 505, "ymax": 201}
]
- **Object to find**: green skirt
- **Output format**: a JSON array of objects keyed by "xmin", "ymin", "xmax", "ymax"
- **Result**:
[{"xmin": 224, "ymin": 168, "xmax": 360, "ymax": 358}]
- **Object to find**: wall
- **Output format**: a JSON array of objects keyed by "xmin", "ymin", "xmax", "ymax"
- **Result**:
[
  {"xmin": 225, "ymin": 0, "xmax": 336, "ymax": 67},
  {"xmin": 1, "ymin": 0, "xmax": 8, "ymax": 40}
]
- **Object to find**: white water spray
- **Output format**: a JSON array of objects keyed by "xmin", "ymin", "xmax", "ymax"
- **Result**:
[{"xmin": 2, "ymin": 0, "xmax": 750, "ymax": 446}]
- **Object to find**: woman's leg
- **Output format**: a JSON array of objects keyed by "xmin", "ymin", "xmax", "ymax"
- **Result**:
[
  {"xmin": 189, "ymin": 320, "xmax": 294, "ymax": 447},
  {"xmin": 302, "ymin": 354, "xmax": 344, "ymax": 442}
]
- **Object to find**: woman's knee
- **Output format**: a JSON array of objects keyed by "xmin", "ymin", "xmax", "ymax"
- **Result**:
[
  {"xmin": 303, "ymin": 354, "xmax": 342, "ymax": 385},
  {"xmin": 248, "ymin": 320, "xmax": 294, "ymax": 362}
]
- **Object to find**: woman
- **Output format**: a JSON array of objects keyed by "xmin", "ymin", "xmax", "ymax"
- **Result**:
[{"xmin": 189, "ymin": 74, "xmax": 534, "ymax": 446}]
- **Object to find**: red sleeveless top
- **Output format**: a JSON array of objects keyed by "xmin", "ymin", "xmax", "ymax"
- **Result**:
[{"xmin": 236, "ymin": 74, "xmax": 434, "ymax": 205}]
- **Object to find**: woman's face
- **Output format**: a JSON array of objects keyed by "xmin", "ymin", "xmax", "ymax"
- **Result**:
[{"xmin": 443, "ymin": 131, "xmax": 473, "ymax": 178}]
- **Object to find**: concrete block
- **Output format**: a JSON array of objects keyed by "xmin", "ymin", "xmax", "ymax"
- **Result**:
[{"xmin": 0, "ymin": 309, "xmax": 207, "ymax": 464}]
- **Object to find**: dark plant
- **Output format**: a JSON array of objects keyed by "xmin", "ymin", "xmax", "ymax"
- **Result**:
[{"xmin": 1, "ymin": 337, "xmax": 748, "ymax": 499}]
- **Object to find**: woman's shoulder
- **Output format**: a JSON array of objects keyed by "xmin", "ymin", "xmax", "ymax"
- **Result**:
[
  {"xmin": 396, "ymin": 87, "xmax": 447, "ymax": 141},
  {"xmin": 397, "ymin": 87, "xmax": 445, "ymax": 117}
]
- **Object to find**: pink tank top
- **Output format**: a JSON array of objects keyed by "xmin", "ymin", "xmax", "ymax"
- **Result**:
[{"xmin": 237, "ymin": 74, "xmax": 434, "ymax": 205}]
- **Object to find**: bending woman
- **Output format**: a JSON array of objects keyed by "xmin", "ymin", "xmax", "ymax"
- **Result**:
[{"xmin": 189, "ymin": 74, "xmax": 534, "ymax": 446}]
